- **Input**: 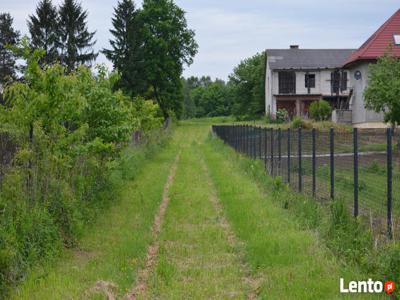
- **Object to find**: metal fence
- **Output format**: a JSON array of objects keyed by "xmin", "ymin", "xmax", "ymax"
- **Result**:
[{"xmin": 212, "ymin": 124, "xmax": 400, "ymax": 241}]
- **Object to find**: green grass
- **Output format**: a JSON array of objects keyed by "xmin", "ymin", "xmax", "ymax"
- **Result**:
[
  {"xmin": 10, "ymin": 140, "xmax": 179, "ymax": 299},
  {"xmin": 146, "ymin": 126, "xmax": 249, "ymax": 299},
  {"xmin": 9, "ymin": 120, "xmax": 389, "ymax": 299},
  {"xmin": 201, "ymin": 133, "xmax": 383, "ymax": 299}
]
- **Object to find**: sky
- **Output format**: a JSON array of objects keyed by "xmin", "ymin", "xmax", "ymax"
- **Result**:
[{"xmin": 1, "ymin": 0, "xmax": 399, "ymax": 80}]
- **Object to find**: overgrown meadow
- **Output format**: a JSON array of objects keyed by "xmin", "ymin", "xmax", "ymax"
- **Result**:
[{"xmin": 0, "ymin": 42, "xmax": 163, "ymax": 294}]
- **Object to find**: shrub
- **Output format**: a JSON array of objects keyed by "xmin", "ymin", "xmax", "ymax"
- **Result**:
[
  {"xmin": 324, "ymin": 199, "xmax": 372, "ymax": 264},
  {"xmin": 290, "ymin": 116, "xmax": 305, "ymax": 128},
  {"xmin": 276, "ymin": 109, "xmax": 289, "ymax": 123},
  {"xmin": 309, "ymin": 100, "xmax": 332, "ymax": 121},
  {"xmin": 0, "ymin": 41, "xmax": 164, "ymax": 295}
]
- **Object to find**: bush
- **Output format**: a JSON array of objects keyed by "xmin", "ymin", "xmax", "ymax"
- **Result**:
[
  {"xmin": 0, "ymin": 42, "xmax": 164, "ymax": 295},
  {"xmin": 323, "ymin": 199, "xmax": 372, "ymax": 264},
  {"xmin": 309, "ymin": 100, "xmax": 332, "ymax": 121},
  {"xmin": 276, "ymin": 109, "xmax": 289, "ymax": 123},
  {"xmin": 291, "ymin": 117, "xmax": 304, "ymax": 128}
]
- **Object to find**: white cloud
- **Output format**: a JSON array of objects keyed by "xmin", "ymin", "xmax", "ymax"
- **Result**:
[{"xmin": 2, "ymin": 0, "xmax": 400, "ymax": 79}]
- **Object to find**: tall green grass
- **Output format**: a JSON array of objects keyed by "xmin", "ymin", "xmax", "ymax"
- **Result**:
[{"xmin": 206, "ymin": 133, "xmax": 399, "ymax": 298}]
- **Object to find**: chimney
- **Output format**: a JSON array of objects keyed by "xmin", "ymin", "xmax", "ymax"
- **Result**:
[{"xmin": 290, "ymin": 45, "xmax": 299, "ymax": 49}]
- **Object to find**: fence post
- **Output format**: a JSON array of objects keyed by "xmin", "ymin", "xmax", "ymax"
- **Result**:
[
  {"xmin": 241, "ymin": 125, "xmax": 244, "ymax": 153},
  {"xmin": 264, "ymin": 128, "xmax": 268, "ymax": 171},
  {"xmin": 312, "ymin": 128, "xmax": 316, "ymax": 197},
  {"xmin": 247, "ymin": 125, "xmax": 250, "ymax": 156},
  {"xmin": 250, "ymin": 126, "xmax": 254, "ymax": 159},
  {"xmin": 271, "ymin": 128, "xmax": 274, "ymax": 176},
  {"xmin": 353, "ymin": 128, "xmax": 359, "ymax": 217},
  {"xmin": 298, "ymin": 127, "xmax": 302, "ymax": 192},
  {"xmin": 330, "ymin": 128, "xmax": 334, "ymax": 199},
  {"xmin": 246, "ymin": 125, "xmax": 249, "ymax": 156},
  {"xmin": 288, "ymin": 128, "xmax": 291, "ymax": 184},
  {"xmin": 234, "ymin": 125, "xmax": 237, "ymax": 150},
  {"xmin": 387, "ymin": 128, "xmax": 393, "ymax": 240},
  {"xmin": 252, "ymin": 126, "xmax": 256, "ymax": 160},
  {"xmin": 253, "ymin": 126, "xmax": 257, "ymax": 160},
  {"xmin": 278, "ymin": 128, "xmax": 282, "ymax": 176},
  {"xmin": 264, "ymin": 128, "xmax": 268, "ymax": 169},
  {"xmin": 259, "ymin": 127, "xmax": 262, "ymax": 160}
]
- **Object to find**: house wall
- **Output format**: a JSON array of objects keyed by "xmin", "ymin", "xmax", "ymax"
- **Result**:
[
  {"xmin": 270, "ymin": 69, "xmax": 349, "ymax": 96},
  {"xmin": 265, "ymin": 59, "xmax": 274, "ymax": 115},
  {"xmin": 265, "ymin": 66, "xmax": 350, "ymax": 116},
  {"xmin": 348, "ymin": 62, "xmax": 384, "ymax": 124}
]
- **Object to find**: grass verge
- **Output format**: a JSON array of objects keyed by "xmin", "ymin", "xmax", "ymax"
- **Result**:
[
  {"xmin": 10, "ymin": 132, "xmax": 178, "ymax": 299},
  {"xmin": 202, "ymin": 132, "xmax": 384, "ymax": 299}
]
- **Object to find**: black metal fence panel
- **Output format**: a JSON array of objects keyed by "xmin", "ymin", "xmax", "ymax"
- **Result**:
[{"xmin": 212, "ymin": 125, "xmax": 397, "ymax": 241}]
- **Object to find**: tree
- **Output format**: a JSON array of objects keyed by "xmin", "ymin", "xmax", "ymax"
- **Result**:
[
  {"xmin": 28, "ymin": 0, "xmax": 59, "ymax": 66},
  {"xmin": 189, "ymin": 79, "xmax": 232, "ymax": 118},
  {"xmin": 58, "ymin": 0, "xmax": 97, "ymax": 72},
  {"xmin": 141, "ymin": 0, "xmax": 198, "ymax": 119},
  {"xmin": 229, "ymin": 53, "xmax": 265, "ymax": 118},
  {"xmin": 0, "ymin": 13, "xmax": 20, "ymax": 87},
  {"xmin": 103, "ymin": 0, "xmax": 146, "ymax": 96},
  {"xmin": 182, "ymin": 78, "xmax": 196, "ymax": 119},
  {"xmin": 364, "ymin": 53, "xmax": 400, "ymax": 126}
]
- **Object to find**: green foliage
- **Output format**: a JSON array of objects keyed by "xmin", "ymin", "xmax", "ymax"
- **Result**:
[
  {"xmin": 182, "ymin": 78, "xmax": 197, "ymax": 119},
  {"xmin": 309, "ymin": 100, "xmax": 332, "ymax": 121},
  {"xmin": 0, "ymin": 42, "xmax": 163, "ymax": 295},
  {"xmin": 140, "ymin": 0, "xmax": 198, "ymax": 119},
  {"xmin": 28, "ymin": 0, "xmax": 59, "ymax": 66},
  {"xmin": 191, "ymin": 80, "xmax": 232, "ymax": 118},
  {"xmin": 102, "ymin": 0, "xmax": 147, "ymax": 96},
  {"xmin": 364, "ymin": 52, "xmax": 400, "ymax": 125},
  {"xmin": 180, "ymin": 52, "xmax": 266, "ymax": 120},
  {"xmin": 182, "ymin": 76, "xmax": 233, "ymax": 119},
  {"xmin": 324, "ymin": 199, "xmax": 372, "ymax": 264},
  {"xmin": 290, "ymin": 116, "xmax": 305, "ymax": 128},
  {"xmin": 272, "ymin": 176, "xmax": 288, "ymax": 192},
  {"xmin": 229, "ymin": 53, "xmax": 265, "ymax": 117},
  {"xmin": 373, "ymin": 243, "xmax": 400, "ymax": 297},
  {"xmin": 276, "ymin": 109, "xmax": 289, "ymax": 123},
  {"xmin": 0, "ymin": 13, "xmax": 20, "ymax": 86},
  {"xmin": 58, "ymin": 0, "xmax": 97, "ymax": 72},
  {"xmin": 365, "ymin": 160, "xmax": 386, "ymax": 175}
]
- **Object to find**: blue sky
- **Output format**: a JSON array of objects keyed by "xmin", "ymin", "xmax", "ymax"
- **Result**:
[{"xmin": 1, "ymin": 0, "xmax": 399, "ymax": 79}]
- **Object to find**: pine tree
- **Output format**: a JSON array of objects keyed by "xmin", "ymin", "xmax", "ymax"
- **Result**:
[
  {"xmin": 103, "ymin": 0, "xmax": 146, "ymax": 96},
  {"xmin": 28, "ymin": 0, "xmax": 59, "ymax": 66},
  {"xmin": 0, "ymin": 13, "xmax": 20, "ymax": 87},
  {"xmin": 58, "ymin": 0, "xmax": 97, "ymax": 72}
]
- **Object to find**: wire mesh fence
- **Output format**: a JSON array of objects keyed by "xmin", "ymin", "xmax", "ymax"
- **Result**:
[{"xmin": 212, "ymin": 124, "xmax": 399, "ymax": 241}]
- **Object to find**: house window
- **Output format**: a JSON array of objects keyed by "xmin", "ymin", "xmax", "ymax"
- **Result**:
[
  {"xmin": 305, "ymin": 74, "xmax": 315, "ymax": 88},
  {"xmin": 331, "ymin": 71, "xmax": 348, "ymax": 93},
  {"xmin": 394, "ymin": 34, "xmax": 400, "ymax": 45},
  {"xmin": 340, "ymin": 71, "xmax": 348, "ymax": 91},
  {"xmin": 279, "ymin": 71, "xmax": 296, "ymax": 94}
]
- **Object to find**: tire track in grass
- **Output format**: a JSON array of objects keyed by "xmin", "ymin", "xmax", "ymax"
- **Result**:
[
  {"xmin": 124, "ymin": 153, "xmax": 181, "ymax": 300},
  {"xmin": 145, "ymin": 137, "xmax": 252, "ymax": 299},
  {"xmin": 199, "ymin": 155, "xmax": 263, "ymax": 300}
]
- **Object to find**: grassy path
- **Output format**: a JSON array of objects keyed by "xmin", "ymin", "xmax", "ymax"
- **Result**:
[
  {"xmin": 144, "ymin": 126, "xmax": 254, "ymax": 299},
  {"xmin": 11, "ymin": 122, "xmax": 383, "ymax": 299}
]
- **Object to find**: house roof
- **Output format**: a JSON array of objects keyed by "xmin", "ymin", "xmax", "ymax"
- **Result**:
[
  {"xmin": 344, "ymin": 9, "xmax": 400, "ymax": 67},
  {"xmin": 266, "ymin": 49, "xmax": 355, "ymax": 70}
]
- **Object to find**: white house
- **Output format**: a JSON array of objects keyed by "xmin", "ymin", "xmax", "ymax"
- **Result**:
[
  {"xmin": 343, "ymin": 9, "xmax": 400, "ymax": 127},
  {"xmin": 265, "ymin": 46, "xmax": 354, "ymax": 119},
  {"xmin": 265, "ymin": 9, "xmax": 400, "ymax": 127}
]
